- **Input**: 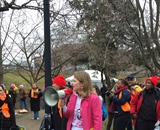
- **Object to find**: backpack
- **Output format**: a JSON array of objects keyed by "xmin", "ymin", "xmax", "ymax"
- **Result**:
[
  {"xmin": 102, "ymin": 103, "xmax": 108, "ymax": 121},
  {"xmin": 131, "ymin": 85, "xmax": 142, "ymax": 95}
]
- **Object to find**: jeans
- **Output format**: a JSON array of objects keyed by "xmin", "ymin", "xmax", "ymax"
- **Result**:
[
  {"xmin": 20, "ymin": 98, "xmax": 28, "ymax": 109},
  {"xmin": 33, "ymin": 111, "xmax": 39, "ymax": 119}
]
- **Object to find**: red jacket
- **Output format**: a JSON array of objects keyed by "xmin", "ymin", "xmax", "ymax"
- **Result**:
[{"xmin": 130, "ymin": 90, "xmax": 160, "ymax": 125}]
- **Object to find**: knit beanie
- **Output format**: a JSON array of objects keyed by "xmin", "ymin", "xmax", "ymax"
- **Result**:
[
  {"xmin": 146, "ymin": 76, "xmax": 158, "ymax": 87},
  {"xmin": 52, "ymin": 75, "xmax": 66, "ymax": 87},
  {"xmin": 10, "ymin": 84, "xmax": 15, "ymax": 89},
  {"xmin": 19, "ymin": 84, "xmax": 24, "ymax": 89}
]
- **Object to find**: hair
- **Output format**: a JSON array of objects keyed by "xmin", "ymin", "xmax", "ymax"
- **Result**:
[
  {"xmin": 119, "ymin": 79, "xmax": 128, "ymax": 86},
  {"xmin": 1, "ymin": 84, "xmax": 5, "ymax": 89},
  {"xmin": 134, "ymin": 81, "xmax": 140, "ymax": 85},
  {"xmin": 93, "ymin": 85, "xmax": 101, "ymax": 95},
  {"xmin": 74, "ymin": 71, "xmax": 94, "ymax": 98},
  {"xmin": 0, "ymin": 85, "xmax": 4, "ymax": 91}
]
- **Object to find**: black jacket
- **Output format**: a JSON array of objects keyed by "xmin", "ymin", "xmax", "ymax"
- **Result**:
[
  {"xmin": 29, "ymin": 88, "xmax": 43, "ymax": 111},
  {"xmin": 9, "ymin": 88, "xmax": 17, "ymax": 99},
  {"xmin": 0, "ymin": 95, "xmax": 16, "ymax": 130},
  {"xmin": 50, "ymin": 103, "xmax": 68, "ymax": 130}
]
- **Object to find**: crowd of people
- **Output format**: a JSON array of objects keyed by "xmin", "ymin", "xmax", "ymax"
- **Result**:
[
  {"xmin": 41, "ymin": 72, "xmax": 160, "ymax": 130},
  {"xmin": 0, "ymin": 71, "xmax": 160, "ymax": 130},
  {"xmin": 105, "ymin": 75, "xmax": 160, "ymax": 130}
]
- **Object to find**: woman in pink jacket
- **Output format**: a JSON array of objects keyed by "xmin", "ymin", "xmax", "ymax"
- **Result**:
[{"xmin": 61, "ymin": 71, "xmax": 102, "ymax": 130}]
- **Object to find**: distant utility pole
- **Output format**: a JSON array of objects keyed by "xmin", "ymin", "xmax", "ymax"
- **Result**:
[{"xmin": 43, "ymin": 0, "xmax": 52, "ymax": 129}]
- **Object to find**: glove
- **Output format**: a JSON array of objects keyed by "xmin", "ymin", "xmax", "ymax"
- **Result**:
[
  {"xmin": 154, "ymin": 120, "xmax": 160, "ymax": 130},
  {"xmin": 155, "ymin": 120, "xmax": 160, "ymax": 127},
  {"xmin": 109, "ymin": 92, "xmax": 114, "ymax": 99}
]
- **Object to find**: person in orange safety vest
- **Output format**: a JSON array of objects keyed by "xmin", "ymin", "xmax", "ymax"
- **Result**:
[
  {"xmin": 50, "ymin": 74, "xmax": 68, "ymax": 130},
  {"xmin": 109, "ymin": 79, "xmax": 131, "ymax": 130},
  {"xmin": 0, "ymin": 85, "xmax": 17, "ymax": 130},
  {"xmin": 29, "ymin": 83, "xmax": 42, "ymax": 120}
]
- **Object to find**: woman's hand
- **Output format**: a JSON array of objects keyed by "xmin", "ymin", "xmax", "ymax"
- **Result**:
[
  {"xmin": 60, "ymin": 99, "xmax": 67, "ymax": 107},
  {"xmin": 34, "ymin": 91, "xmax": 39, "ymax": 95},
  {"xmin": 132, "ymin": 113, "xmax": 138, "ymax": 119}
]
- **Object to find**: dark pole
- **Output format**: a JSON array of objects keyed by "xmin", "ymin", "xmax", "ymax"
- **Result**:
[{"xmin": 43, "ymin": 0, "xmax": 52, "ymax": 129}]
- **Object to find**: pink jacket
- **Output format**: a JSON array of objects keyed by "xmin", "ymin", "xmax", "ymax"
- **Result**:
[{"xmin": 64, "ymin": 93, "xmax": 102, "ymax": 130}]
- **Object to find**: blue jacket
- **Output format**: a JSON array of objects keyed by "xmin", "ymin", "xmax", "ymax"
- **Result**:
[{"xmin": 112, "ymin": 89, "xmax": 130, "ymax": 114}]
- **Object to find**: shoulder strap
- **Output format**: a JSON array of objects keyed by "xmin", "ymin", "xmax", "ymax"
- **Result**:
[
  {"xmin": 154, "ymin": 88, "xmax": 160, "ymax": 106},
  {"xmin": 155, "ymin": 88, "xmax": 160, "ymax": 99}
]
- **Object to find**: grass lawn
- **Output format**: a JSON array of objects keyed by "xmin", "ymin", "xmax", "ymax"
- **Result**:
[
  {"xmin": 102, "ymin": 101, "xmax": 113, "ymax": 130},
  {"xmin": 103, "ymin": 119, "xmax": 108, "ymax": 130},
  {"xmin": 4, "ymin": 72, "xmax": 44, "ymax": 90}
]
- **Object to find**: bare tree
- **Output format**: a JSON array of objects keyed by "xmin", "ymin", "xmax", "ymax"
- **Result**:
[
  {"xmin": 109, "ymin": 0, "xmax": 160, "ymax": 75},
  {"xmin": 67, "ymin": 0, "xmax": 160, "ymax": 79},
  {"xmin": 0, "ymin": 0, "xmax": 44, "ymax": 84},
  {"xmin": 0, "ymin": 10, "xmax": 16, "ymax": 83},
  {"xmin": 66, "ymin": 0, "xmax": 137, "ymax": 87},
  {"xmin": 0, "ymin": 0, "xmax": 43, "ymax": 12},
  {"xmin": 0, "ymin": 1, "xmax": 83, "ymax": 85},
  {"xmin": 2, "ymin": 10, "xmax": 44, "ymax": 86}
]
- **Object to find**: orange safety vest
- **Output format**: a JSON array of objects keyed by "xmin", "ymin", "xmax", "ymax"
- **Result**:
[
  {"xmin": 118, "ymin": 91, "xmax": 130, "ymax": 112},
  {"xmin": 5, "ymin": 90, "xmax": 9, "ymax": 95},
  {"xmin": 0, "ymin": 103, "xmax": 10, "ymax": 118},
  {"xmin": 58, "ymin": 99, "xmax": 63, "ymax": 118},
  {"xmin": 31, "ymin": 89, "xmax": 38, "ymax": 98}
]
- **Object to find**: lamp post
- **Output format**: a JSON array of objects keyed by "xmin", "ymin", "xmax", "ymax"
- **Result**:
[{"xmin": 43, "ymin": 0, "xmax": 52, "ymax": 129}]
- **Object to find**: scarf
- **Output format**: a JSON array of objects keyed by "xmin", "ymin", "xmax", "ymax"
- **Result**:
[
  {"xmin": 110, "ymin": 86, "xmax": 129, "ymax": 111},
  {"xmin": 0, "ymin": 93, "xmax": 6, "ymax": 107},
  {"xmin": 114, "ymin": 86, "xmax": 128, "ymax": 95},
  {"xmin": 0, "ymin": 93, "xmax": 6, "ymax": 101},
  {"xmin": 31, "ymin": 88, "xmax": 38, "ymax": 98},
  {"xmin": 58, "ymin": 99, "xmax": 63, "ymax": 118}
]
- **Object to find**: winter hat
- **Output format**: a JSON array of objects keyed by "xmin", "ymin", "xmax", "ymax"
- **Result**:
[
  {"xmin": 10, "ymin": 84, "xmax": 15, "ymax": 89},
  {"xmin": 153, "ymin": 75, "xmax": 160, "ymax": 80},
  {"xmin": 146, "ymin": 76, "xmax": 158, "ymax": 87},
  {"xmin": 52, "ymin": 75, "xmax": 66, "ymax": 87},
  {"xmin": 19, "ymin": 84, "xmax": 24, "ymax": 89}
]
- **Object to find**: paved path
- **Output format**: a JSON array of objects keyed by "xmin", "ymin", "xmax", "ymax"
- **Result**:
[{"xmin": 16, "ymin": 109, "xmax": 45, "ymax": 130}]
